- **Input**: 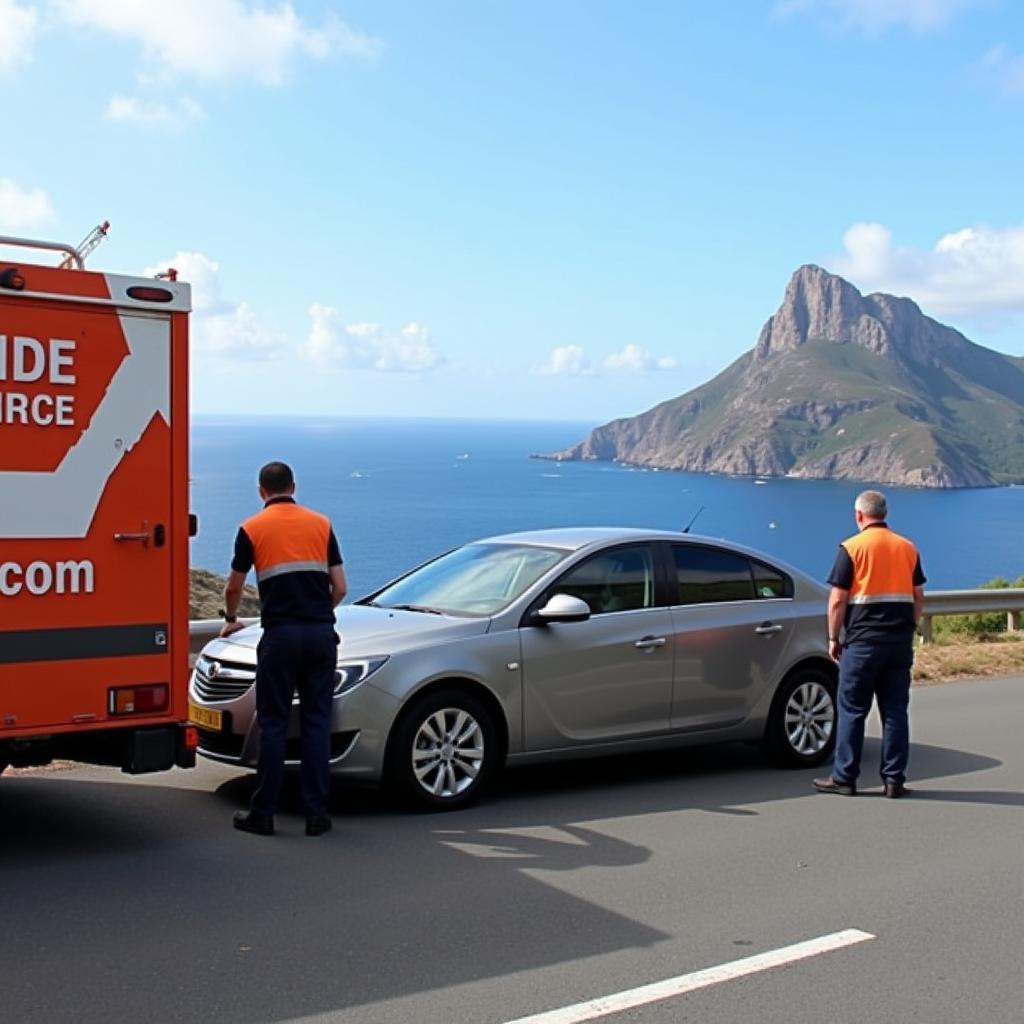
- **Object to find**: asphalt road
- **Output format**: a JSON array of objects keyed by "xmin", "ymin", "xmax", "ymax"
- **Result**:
[{"xmin": 2, "ymin": 676, "xmax": 1022, "ymax": 1024}]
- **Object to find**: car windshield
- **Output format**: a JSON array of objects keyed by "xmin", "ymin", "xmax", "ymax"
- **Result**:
[{"xmin": 366, "ymin": 543, "xmax": 567, "ymax": 617}]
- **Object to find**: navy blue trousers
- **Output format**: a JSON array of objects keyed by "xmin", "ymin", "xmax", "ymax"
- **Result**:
[
  {"xmin": 832, "ymin": 640, "xmax": 914, "ymax": 785},
  {"xmin": 250, "ymin": 623, "xmax": 338, "ymax": 818}
]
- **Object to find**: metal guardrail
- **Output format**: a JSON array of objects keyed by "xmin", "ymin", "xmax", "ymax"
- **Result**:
[
  {"xmin": 188, "ymin": 589, "xmax": 1024, "ymax": 653},
  {"xmin": 916, "ymin": 588, "xmax": 1024, "ymax": 643}
]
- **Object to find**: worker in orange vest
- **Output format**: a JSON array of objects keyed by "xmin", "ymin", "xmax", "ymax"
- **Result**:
[
  {"xmin": 220, "ymin": 461, "xmax": 347, "ymax": 835},
  {"xmin": 815, "ymin": 490, "xmax": 925, "ymax": 798}
]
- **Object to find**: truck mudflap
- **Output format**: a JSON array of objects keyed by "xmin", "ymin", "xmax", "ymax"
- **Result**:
[{"xmin": 125, "ymin": 723, "xmax": 198, "ymax": 774}]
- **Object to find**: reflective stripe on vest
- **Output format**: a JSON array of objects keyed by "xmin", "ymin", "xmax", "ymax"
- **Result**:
[{"xmin": 256, "ymin": 559, "xmax": 329, "ymax": 583}]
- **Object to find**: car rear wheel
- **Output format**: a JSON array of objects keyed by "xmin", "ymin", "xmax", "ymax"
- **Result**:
[
  {"xmin": 763, "ymin": 667, "xmax": 837, "ymax": 767},
  {"xmin": 387, "ymin": 688, "xmax": 499, "ymax": 811}
]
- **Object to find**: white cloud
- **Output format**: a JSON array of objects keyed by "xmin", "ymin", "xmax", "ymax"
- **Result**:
[
  {"xmin": 105, "ymin": 94, "xmax": 204, "ymax": 128},
  {"xmin": 533, "ymin": 343, "xmax": 678, "ymax": 377},
  {"xmin": 0, "ymin": 0, "xmax": 37, "ymax": 74},
  {"xmin": 0, "ymin": 178, "xmax": 56, "ymax": 230},
  {"xmin": 305, "ymin": 304, "xmax": 443, "ymax": 373},
  {"xmin": 976, "ymin": 45, "xmax": 1024, "ymax": 98},
  {"xmin": 533, "ymin": 345, "xmax": 596, "ymax": 377},
  {"xmin": 833, "ymin": 221, "xmax": 1024, "ymax": 317},
  {"xmin": 144, "ymin": 251, "xmax": 287, "ymax": 358},
  {"xmin": 52, "ymin": 0, "xmax": 382, "ymax": 84},
  {"xmin": 603, "ymin": 343, "xmax": 679, "ymax": 373},
  {"xmin": 775, "ymin": 0, "xmax": 988, "ymax": 32}
]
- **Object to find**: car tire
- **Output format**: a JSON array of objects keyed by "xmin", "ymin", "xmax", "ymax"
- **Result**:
[
  {"xmin": 762, "ymin": 666, "xmax": 837, "ymax": 768},
  {"xmin": 387, "ymin": 688, "xmax": 499, "ymax": 812}
]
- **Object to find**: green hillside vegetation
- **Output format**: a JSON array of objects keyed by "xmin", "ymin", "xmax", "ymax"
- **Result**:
[
  {"xmin": 633, "ymin": 334, "xmax": 1024, "ymax": 480},
  {"xmin": 756, "ymin": 339, "xmax": 1024, "ymax": 479}
]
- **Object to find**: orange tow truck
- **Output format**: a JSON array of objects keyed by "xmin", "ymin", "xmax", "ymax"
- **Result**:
[{"xmin": 0, "ymin": 229, "xmax": 197, "ymax": 775}]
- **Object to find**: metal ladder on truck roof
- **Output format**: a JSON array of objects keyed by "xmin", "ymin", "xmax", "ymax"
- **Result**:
[{"xmin": 57, "ymin": 220, "xmax": 110, "ymax": 269}]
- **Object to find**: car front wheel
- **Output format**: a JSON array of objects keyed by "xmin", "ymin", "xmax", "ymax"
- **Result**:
[
  {"xmin": 388, "ymin": 688, "xmax": 499, "ymax": 811},
  {"xmin": 763, "ymin": 667, "xmax": 837, "ymax": 767}
]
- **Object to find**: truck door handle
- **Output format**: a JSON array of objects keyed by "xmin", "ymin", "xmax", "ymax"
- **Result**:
[
  {"xmin": 634, "ymin": 636, "xmax": 667, "ymax": 650},
  {"xmin": 754, "ymin": 623, "xmax": 783, "ymax": 635},
  {"xmin": 114, "ymin": 520, "xmax": 150, "ymax": 546}
]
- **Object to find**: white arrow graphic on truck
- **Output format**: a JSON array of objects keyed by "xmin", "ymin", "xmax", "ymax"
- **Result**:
[{"xmin": 0, "ymin": 314, "xmax": 169, "ymax": 538}]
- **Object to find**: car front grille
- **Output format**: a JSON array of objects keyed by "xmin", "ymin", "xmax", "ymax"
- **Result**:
[{"xmin": 192, "ymin": 654, "xmax": 256, "ymax": 702}]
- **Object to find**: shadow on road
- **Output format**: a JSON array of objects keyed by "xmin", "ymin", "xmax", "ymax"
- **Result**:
[
  {"xmin": 0, "ymin": 734, "xmax": 1007, "ymax": 1024},
  {"xmin": 470, "ymin": 736, "xmax": 1005, "ymax": 827},
  {"xmin": 1, "ymin": 768, "xmax": 665, "ymax": 1024}
]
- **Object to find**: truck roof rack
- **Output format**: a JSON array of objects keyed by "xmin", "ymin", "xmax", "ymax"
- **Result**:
[{"xmin": 0, "ymin": 220, "xmax": 110, "ymax": 271}]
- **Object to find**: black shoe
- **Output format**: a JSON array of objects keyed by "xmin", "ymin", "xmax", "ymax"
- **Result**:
[
  {"xmin": 305, "ymin": 814, "xmax": 332, "ymax": 837},
  {"xmin": 233, "ymin": 810, "xmax": 274, "ymax": 835},
  {"xmin": 813, "ymin": 776, "xmax": 856, "ymax": 796},
  {"xmin": 884, "ymin": 782, "xmax": 910, "ymax": 799}
]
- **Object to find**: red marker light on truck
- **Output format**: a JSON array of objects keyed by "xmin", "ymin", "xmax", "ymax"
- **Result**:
[
  {"xmin": 109, "ymin": 684, "xmax": 169, "ymax": 715},
  {"xmin": 126, "ymin": 285, "xmax": 174, "ymax": 303}
]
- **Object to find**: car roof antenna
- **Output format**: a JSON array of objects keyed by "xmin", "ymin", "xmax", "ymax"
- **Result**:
[{"xmin": 682, "ymin": 505, "xmax": 704, "ymax": 534}]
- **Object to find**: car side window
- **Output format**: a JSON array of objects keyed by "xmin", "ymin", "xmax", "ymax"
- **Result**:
[
  {"xmin": 549, "ymin": 545, "xmax": 655, "ymax": 615},
  {"xmin": 672, "ymin": 545, "xmax": 755, "ymax": 605}
]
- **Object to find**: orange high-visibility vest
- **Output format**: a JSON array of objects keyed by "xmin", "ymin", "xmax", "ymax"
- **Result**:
[
  {"xmin": 841, "ymin": 525, "xmax": 919, "ymax": 607},
  {"xmin": 241, "ymin": 501, "xmax": 332, "ymax": 584}
]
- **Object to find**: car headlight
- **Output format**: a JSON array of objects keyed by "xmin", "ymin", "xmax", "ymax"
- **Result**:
[{"xmin": 334, "ymin": 656, "xmax": 389, "ymax": 695}]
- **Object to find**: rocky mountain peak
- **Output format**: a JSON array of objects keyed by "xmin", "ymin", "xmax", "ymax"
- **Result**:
[{"xmin": 756, "ymin": 264, "xmax": 901, "ymax": 360}]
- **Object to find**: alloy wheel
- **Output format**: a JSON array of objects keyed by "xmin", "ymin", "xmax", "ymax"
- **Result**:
[
  {"xmin": 784, "ymin": 679, "xmax": 834, "ymax": 756},
  {"xmin": 410, "ymin": 707, "xmax": 485, "ymax": 799}
]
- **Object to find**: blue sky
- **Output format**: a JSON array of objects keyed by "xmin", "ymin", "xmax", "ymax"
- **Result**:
[{"xmin": 3, "ymin": 0, "xmax": 1023, "ymax": 422}]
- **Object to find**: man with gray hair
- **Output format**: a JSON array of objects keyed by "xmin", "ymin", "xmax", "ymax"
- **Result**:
[{"xmin": 814, "ymin": 489, "xmax": 926, "ymax": 797}]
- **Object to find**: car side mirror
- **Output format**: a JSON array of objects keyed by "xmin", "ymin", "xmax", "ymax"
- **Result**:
[{"xmin": 534, "ymin": 593, "xmax": 591, "ymax": 623}]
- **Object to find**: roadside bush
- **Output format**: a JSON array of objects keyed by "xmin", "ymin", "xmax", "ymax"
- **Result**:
[{"xmin": 933, "ymin": 576, "xmax": 1024, "ymax": 640}]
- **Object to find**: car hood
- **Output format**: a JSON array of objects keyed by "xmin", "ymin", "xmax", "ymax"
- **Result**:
[{"xmin": 203, "ymin": 604, "xmax": 492, "ymax": 664}]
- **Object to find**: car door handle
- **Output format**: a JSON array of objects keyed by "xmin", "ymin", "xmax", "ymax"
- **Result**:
[
  {"xmin": 754, "ymin": 623, "xmax": 783, "ymax": 635},
  {"xmin": 634, "ymin": 636, "xmax": 667, "ymax": 650}
]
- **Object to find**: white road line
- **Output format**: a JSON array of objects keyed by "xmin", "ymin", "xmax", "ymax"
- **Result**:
[{"xmin": 502, "ymin": 928, "xmax": 876, "ymax": 1024}]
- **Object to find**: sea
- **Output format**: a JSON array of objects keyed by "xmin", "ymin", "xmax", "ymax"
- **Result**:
[{"xmin": 190, "ymin": 416, "xmax": 1024, "ymax": 596}]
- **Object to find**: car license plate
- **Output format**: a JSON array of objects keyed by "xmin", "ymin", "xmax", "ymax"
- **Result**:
[{"xmin": 189, "ymin": 702, "xmax": 223, "ymax": 731}]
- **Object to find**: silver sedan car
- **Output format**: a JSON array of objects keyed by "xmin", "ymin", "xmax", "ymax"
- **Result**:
[{"xmin": 189, "ymin": 527, "xmax": 837, "ymax": 810}]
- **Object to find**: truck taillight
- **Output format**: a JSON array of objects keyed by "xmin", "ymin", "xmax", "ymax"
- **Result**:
[
  {"xmin": 184, "ymin": 726, "xmax": 199, "ymax": 751},
  {"xmin": 109, "ymin": 684, "xmax": 169, "ymax": 716}
]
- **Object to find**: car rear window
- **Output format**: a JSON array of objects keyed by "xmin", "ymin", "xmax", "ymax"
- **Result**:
[
  {"xmin": 673, "ymin": 545, "xmax": 754, "ymax": 604},
  {"xmin": 672, "ymin": 545, "xmax": 791, "ymax": 604},
  {"xmin": 751, "ymin": 560, "xmax": 790, "ymax": 598}
]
